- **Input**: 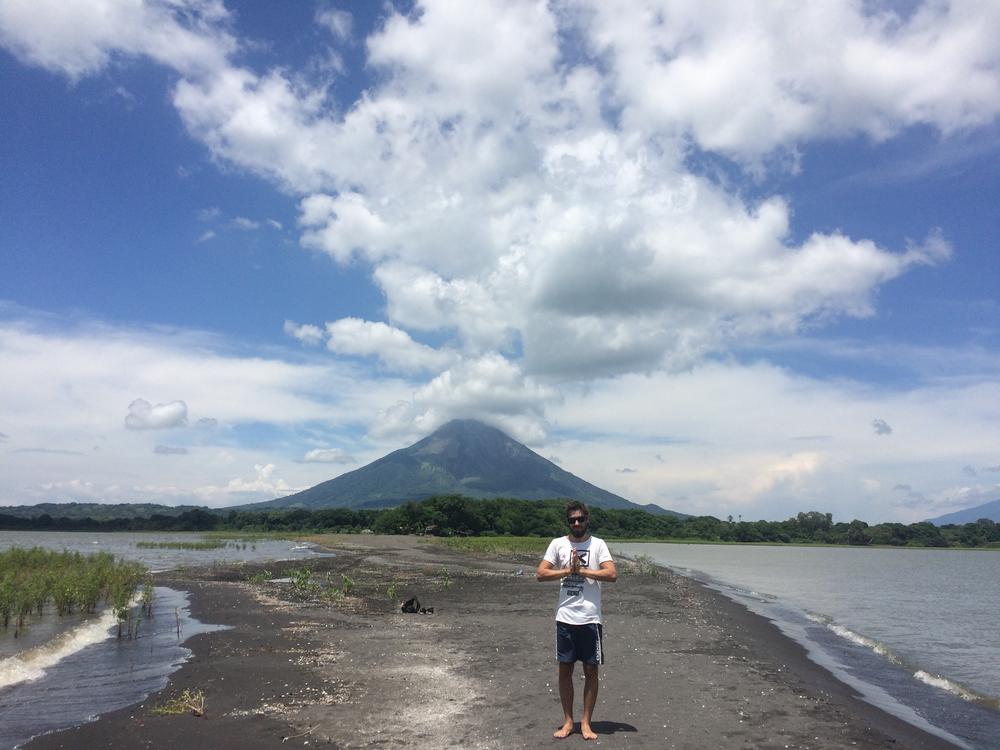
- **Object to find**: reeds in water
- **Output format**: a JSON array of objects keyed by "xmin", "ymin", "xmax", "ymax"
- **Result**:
[
  {"xmin": 135, "ymin": 540, "xmax": 229, "ymax": 550},
  {"xmin": 0, "ymin": 547, "xmax": 151, "ymax": 638}
]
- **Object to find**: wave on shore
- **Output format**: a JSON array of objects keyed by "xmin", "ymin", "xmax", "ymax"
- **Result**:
[
  {"xmin": 0, "ymin": 587, "xmax": 227, "ymax": 749},
  {"xmin": 632, "ymin": 555, "xmax": 997, "ymax": 750},
  {"xmin": 0, "ymin": 606, "xmax": 120, "ymax": 690}
]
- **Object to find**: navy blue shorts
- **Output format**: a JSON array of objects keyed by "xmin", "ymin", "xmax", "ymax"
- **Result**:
[{"xmin": 556, "ymin": 621, "xmax": 604, "ymax": 665}]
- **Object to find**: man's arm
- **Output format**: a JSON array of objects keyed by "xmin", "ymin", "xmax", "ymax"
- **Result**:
[
  {"xmin": 536, "ymin": 559, "xmax": 572, "ymax": 582},
  {"xmin": 577, "ymin": 560, "xmax": 618, "ymax": 582}
]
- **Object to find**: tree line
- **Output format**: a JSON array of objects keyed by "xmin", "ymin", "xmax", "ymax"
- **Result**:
[{"xmin": 1, "ymin": 497, "xmax": 998, "ymax": 548}]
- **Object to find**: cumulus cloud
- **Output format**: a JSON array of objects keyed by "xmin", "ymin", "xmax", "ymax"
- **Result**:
[
  {"xmin": 580, "ymin": 0, "xmax": 1000, "ymax": 160},
  {"xmin": 283, "ymin": 320, "xmax": 325, "ymax": 346},
  {"xmin": 125, "ymin": 398, "xmax": 189, "ymax": 430},
  {"xmin": 3, "ymin": 0, "xmax": 986, "ymax": 395},
  {"xmin": 196, "ymin": 417, "xmax": 218, "ymax": 428},
  {"xmin": 302, "ymin": 447, "xmax": 355, "ymax": 464},
  {"xmin": 0, "ymin": 0, "xmax": 235, "ymax": 79},
  {"xmin": 3, "ymin": 2, "xmax": 1000, "ymax": 518},
  {"xmin": 324, "ymin": 318, "xmax": 453, "ymax": 373},
  {"xmin": 162, "ymin": 0, "xmax": 967, "ymax": 383},
  {"xmin": 220, "ymin": 463, "xmax": 295, "ymax": 498},
  {"xmin": 872, "ymin": 418, "xmax": 893, "ymax": 435},
  {"xmin": 370, "ymin": 353, "xmax": 556, "ymax": 443}
]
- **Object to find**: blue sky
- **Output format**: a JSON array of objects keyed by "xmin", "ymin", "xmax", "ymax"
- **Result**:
[{"xmin": 1, "ymin": 0, "xmax": 998, "ymax": 522}]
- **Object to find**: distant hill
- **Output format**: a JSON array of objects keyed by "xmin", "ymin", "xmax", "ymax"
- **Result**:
[
  {"xmin": 0, "ymin": 502, "xmax": 200, "ymax": 520},
  {"xmin": 926, "ymin": 498, "xmax": 1000, "ymax": 525},
  {"xmin": 237, "ymin": 419, "xmax": 684, "ymax": 516}
]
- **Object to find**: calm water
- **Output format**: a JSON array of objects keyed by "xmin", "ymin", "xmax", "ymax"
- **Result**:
[
  {"xmin": 0, "ymin": 530, "xmax": 329, "ymax": 572},
  {"xmin": 615, "ymin": 543, "xmax": 1000, "ymax": 750},
  {"xmin": 0, "ymin": 531, "xmax": 331, "ymax": 748}
]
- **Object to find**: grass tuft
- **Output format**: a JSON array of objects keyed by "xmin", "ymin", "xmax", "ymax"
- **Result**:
[{"xmin": 150, "ymin": 688, "xmax": 205, "ymax": 717}]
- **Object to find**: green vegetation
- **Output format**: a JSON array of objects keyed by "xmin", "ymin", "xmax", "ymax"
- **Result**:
[
  {"xmin": 245, "ymin": 569, "xmax": 272, "ymax": 585},
  {"xmin": 135, "ymin": 540, "xmax": 228, "ymax": 550},
  {"xmin": 620, "ymin": 553, "xmax": 659, "ymax": 576},
  {"xmin": 0, "ymin": 547, "xmax": 150, "ymax": 637},
  {"xmin": 2, "ymin": 496, "xmax": 999, "ymax": 548},
  {"xmin": 433, "ymin": 535, "xmax": 550, "ymax": 555}
]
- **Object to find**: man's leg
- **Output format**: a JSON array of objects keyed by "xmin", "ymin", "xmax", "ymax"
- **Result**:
[
  {"xmin": 581, "ymin": 663, "xmax": 599, "ymax": 740},
  {"xmin": 554, "ymin": 661, "xmax": 576, "ymax": 738}
]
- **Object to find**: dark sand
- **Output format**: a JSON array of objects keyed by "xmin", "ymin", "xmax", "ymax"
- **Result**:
[{"xmin": 25, "ymin": 535, "xmax": 961, "ymax": 749}]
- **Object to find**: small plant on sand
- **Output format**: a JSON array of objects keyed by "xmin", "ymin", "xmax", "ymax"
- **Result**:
[
  {"xmin": 339, "ymin": 575, "xmax": 354, "ymax": 596},
  {"xmin": 246, "ymin": 569, "xmax": 271, "ymax": 585},
  {"xmin": 385, "ymin": 580, "xmax": 398, "ymax": 601},
  {"xmin": 150, "ymin": 688, "xmax": 205, "ymax": 717},
  {"xmin": 440, "ymin": 569, "xmax": 452, "ymax": 589},
  {"xmin": 623, "ymin": 554, "xmax": 659, "ymax": 576},
  {"xmin": 289, "ymin": 567, "xmax": 319, "ymax": 596}
]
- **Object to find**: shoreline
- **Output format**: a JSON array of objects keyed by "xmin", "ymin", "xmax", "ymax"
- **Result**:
[{"xmin": 23, "ymin": 535, "xmax": 964, "ymax": 749}]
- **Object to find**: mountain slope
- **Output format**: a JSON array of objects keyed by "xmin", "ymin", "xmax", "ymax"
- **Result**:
[
  {"xmin": 240, "ymin": 419, "xmax": 682, "ymax": 515},
  {"xmin": 926, "ymin": 498, "xmax": 1000, "ymax": 525}
]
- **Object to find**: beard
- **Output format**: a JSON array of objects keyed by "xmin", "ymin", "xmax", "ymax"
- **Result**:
[{"xmin": 570, "ymin": 526, "xmax": 586, "ymax": 538}]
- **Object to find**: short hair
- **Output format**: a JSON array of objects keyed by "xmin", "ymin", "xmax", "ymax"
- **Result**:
[{"xmin": 565, "ymin": 500, "xmax": 589, "ymax": 519}]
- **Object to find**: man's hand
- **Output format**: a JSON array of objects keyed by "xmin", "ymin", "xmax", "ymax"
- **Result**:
[
  {"xmin": 570, "ymin": 550, "xmax": 581, "ymax": 574},
  {"xmin": 536, "ymin": 559, "xmax": 572, "ymax": 581}
]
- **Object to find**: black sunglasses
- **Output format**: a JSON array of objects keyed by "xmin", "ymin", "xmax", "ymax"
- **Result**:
[{"xmin": 567, "ymin": 516, "xmax": 588, "ymax": 525}]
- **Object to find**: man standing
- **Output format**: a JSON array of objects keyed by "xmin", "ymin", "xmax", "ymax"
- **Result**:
[{"xmin": 536, "ymin": 501, "xmax": 617, "ymax": 740}]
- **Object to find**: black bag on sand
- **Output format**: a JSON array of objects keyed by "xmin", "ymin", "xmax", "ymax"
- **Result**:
[{"xmin": 401, "ymin": 597, "xmax": 434, "ymax": 615}]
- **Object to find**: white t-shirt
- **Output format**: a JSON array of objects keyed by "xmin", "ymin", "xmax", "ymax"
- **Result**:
[{"xmin": 543, "ymin": 535, "xmax": 614, "ymax": 625}]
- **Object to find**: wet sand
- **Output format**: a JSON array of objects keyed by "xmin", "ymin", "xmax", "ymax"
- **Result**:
[{"xmin": 25, "ymin": 535, "xmax": 960, "ymax": 749}]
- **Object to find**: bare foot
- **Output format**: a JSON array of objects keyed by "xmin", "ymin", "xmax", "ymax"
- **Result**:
[
  {"xmin": 581, "ymin": 723, "xmax": 598, "ymax": 741},
  {"xmin": 553, "ymin": 721, "xmax": 574, "ymax": 739}
]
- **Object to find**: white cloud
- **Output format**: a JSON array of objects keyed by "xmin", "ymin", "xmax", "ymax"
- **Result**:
[
  {"xmin": 325, "ymin": 317, "xmax": 454, "ymax": 373},
  {"xmin": 160, "ymin": 0, "xmax": 967, "ymax": 383},
  {"xmin": 0, "ymin": 0, "xmax": 235, "ymax": 79},
  {"xmin": 315, "ymin": 8, "xmax": 351, "ymax": 42},
  {"xmin": 370, "ymin": 353, "xmax": 556, "ymax": 444},
  {"xmin": 197, "ymin": 229, "xmax": 216, "ymax": 242},
  {"xmin": 3, "ymin": 1, "xmax": 999, "ymax": 520},
  {"xmin": 302, "ymin": 447, "xmax": 355, "ymax": 464},
  {"xmin": 230, "ymin": 216, "xmax": 259, "ymax": 230},
  {"xmin": 545, "ymin": 361, "xmax": 1000, "ymax": 522},
  {"xmin": 5, "ymin": 0, "xmax": 984, "ymax": 387},
  {"xmin": 0, "ymin": 315, "xmax": 411, "ymax": 506},
  {"xmin": 580, "ymin": 0, "xmax": 1000, "ymax": 161},
  {"xmin": 219, "ymin": 462, "xmax": 295, "ymax": 497},
  {"xmin": 124, "ymin": 398, "xmax": 188, "ymax": 430},
  {"xmin": 283, "ymin": 320, "xmax": 325, "ymax": 346}
]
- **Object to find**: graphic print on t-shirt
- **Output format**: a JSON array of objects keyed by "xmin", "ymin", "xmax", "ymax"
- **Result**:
[{"xmin": 561, "ymin": 548, "xmax": 589, "ymax": 597}]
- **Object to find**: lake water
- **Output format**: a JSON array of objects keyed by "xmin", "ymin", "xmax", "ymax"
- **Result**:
[
  {"xmin": 615, "ymin": 542, "xmax": 1000, "ymax": 750},
  {"xmin": 0, "ymin": 531, "xmax": 332, "ymax": 748}
]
